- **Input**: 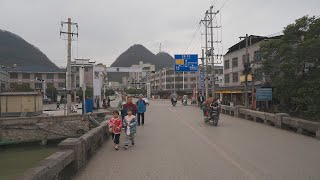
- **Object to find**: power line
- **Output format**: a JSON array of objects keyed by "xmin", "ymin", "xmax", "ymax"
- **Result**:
[{"xmin": 184, "ymin": 23, "xmax": 201, "ymax": 54}]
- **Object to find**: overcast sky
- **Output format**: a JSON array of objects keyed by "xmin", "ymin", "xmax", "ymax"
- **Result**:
[{"xmin": 1, "ymin": 0, "xmax": 319, "ymax": 67}]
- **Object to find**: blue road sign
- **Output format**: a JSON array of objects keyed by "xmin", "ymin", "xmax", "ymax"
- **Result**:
[
  {"xmin": 256, "ymin": 88, "xmax": 272, "ymax": 101},
  {"xmin": 174, "ymin": 54, "xmax": 198, "ymax": 72},
  {"xmin": 200, "ymin": 70, "xmax": 204, "ymax": 88}
]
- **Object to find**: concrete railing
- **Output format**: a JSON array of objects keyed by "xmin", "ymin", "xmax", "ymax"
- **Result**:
[
  {"xmin": 17, "ymin": 116, "xmax": 113, "ymax": 180},
  {"xmin": 220, "ymin": 105, "xmax": 320, "ymax": 139}
]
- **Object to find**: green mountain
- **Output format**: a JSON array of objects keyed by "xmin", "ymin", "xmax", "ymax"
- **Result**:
[
  {"xmin": 0, "ymin": 29, "xmax": 61, "ymax": 72},
  {"xmin": 108, "ymin": 44, "xmax": 174, "ymax": 82}
]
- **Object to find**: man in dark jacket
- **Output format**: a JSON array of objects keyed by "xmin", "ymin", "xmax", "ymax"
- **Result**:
[
  {"xmin": 122, "ymin": 96, "xmax": 137, "ymax": 117},
  {"xmin": 198, "ymin": 93, "xmax": 205, "ymax": 109}
]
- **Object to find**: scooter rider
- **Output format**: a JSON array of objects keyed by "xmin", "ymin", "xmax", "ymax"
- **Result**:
[
  {"xmin": 170, "ymin": 92, "xmax": 177, "ymax": 103},
  {"xmin": 202, "ymin": 93, "xmax": 220, "ymax": 116}
]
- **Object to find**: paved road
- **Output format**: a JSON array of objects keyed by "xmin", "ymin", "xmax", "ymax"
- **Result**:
[{"xmin": 73, "ymin": 100, "xmax": 320, "ymax": 180}]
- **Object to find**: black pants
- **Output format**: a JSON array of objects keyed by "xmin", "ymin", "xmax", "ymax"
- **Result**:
[
  {"xmin": 137, "ymin": 113, "xmax": 145, "ymax": 125},
  {"xmin": 112, "ymin": 133, "xmax": 120, "ymax": 144}
]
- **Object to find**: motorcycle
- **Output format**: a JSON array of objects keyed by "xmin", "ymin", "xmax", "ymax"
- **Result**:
[
  {"xmin": 182, "ymin": 99, "xmax": 187, "ymax": 106},
  {"xmin": 171, "ymin": 98, "xmax": 177, "ymax": 106},
  {"xmin": 204, "ymin": 103, "xmax": 220, "ymax": 126}
]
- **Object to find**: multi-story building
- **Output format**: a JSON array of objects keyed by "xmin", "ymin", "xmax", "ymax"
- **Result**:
[
  {"xmin": 71, "ymin": 60, "xmax": 107, "ymax": 105},
  {"xmin": 148, "ymin": 65, "xmax": 224, "ymax": 98},
  {"xmin": 218, "ymin": 35, "xmax": 276, "ymax": 106},
  {"xmin": 93, "ymin": 64, "xmax": 107, "ymax": 101},
  {"xmin": 129, "ymin": 61, "xmax": 155, "ymax": 89},
  {"xmin": 71, "ymin": 59, "xmax": 95, "ymax": 88},
  {"xmin": 6, "ymin": 69, "xmax": 66, "ymax": 92},
  {"xmin": 0, "ymin": 68, "xmax": 9, "ymax": 91}
]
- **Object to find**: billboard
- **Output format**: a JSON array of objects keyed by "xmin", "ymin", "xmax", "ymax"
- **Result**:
[
  {"xmin": 256, "ymin": 88, "xmax": 272, "ymax": 101},
  {"xmin": 174, "ymin": 54, "xmax": 198, "ymax": 72}
]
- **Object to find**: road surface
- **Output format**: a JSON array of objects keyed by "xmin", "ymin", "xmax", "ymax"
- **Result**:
[{"xmin": 73, "ymin": 100, "xmax": 320, "ymax": 180}]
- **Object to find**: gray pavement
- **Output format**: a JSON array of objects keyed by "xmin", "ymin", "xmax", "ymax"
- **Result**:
[{"xmin": 73, "ymin": 100, "xmax": 320, "ymax": 180}]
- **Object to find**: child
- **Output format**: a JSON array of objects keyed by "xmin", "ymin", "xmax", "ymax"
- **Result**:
[
  {"xmin": 108, "ymin": 110, "xmax": 122, "ymax": 150},
  {"xmin": 123, "ymin": 108, "xmax": 137, "ymax": 150}
]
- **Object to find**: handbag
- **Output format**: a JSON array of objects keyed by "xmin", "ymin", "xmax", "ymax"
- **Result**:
[{"xmin": 126, "ymin": 126, "xmax": 131, "ymax": 136}]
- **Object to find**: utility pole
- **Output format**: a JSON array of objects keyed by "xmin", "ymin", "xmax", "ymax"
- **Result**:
[
  {"xmin": 201, "ymin": 49, "xmax": 205, "ymax": 96},
  {"xmin": 239, "ymin": 34, "xmax": 249, "ymax": 108},
  {"xmin": 204, "ymin": 11, "xmax": 209, "ymax": 99},
  {"xmin": 60, "ymin": 18, "xmax": 78, "ymax": 115},
  {"xmin": 209, "ymin": 6, "xmax": 220, "ymax": 99}
]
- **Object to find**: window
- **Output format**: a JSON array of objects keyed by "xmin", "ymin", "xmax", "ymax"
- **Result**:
[
  {"xmin": 190, "ymin": 77, "xmax": 196, "ymax": 82},
  {"xmin": 35, "ymin": 74, "xmax": 42, "ymax": 79},
  {"xmin": 58, "ymin": 83, "xmax": 65, "ymax": 88},
  {"xmin": 232, "ymin": 57, "xmax": 238, "ymax": 67},
  {"xmin": 58, "ymin": 73, "xmax": 66, "ymax": 79},
  {"xmin": 232, "ymin": 72, "xmax": 238, "ymax": 83},
  {"xmin": 10, "ymin": 83, "xmax": 17, "ymax": 89},
  {"xmin": 254, "ymin": 50, "xmax": 262, "ymax": 62},
  {"xmin": 35, "ymin": 83, "xmax": 42, "ymax": 89},
  {"xmin": 224, "ymin": 60, "xmax": 230, "ymax": 69},
  {"xmin": 224, "ymin": 74, "xmax": 230, "ymax": 83},
  {"xmin": 22, "ymin": 74, "xmax": 30, "ymax": 79},
  {"xmin": 10, "ymin": 73, "xmax": 18, "ymax": 79},
  {"xmin": 47, "ymin": 74, "xmax": 54, "ymax": 79}
]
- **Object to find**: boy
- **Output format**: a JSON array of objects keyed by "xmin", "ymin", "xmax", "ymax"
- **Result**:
[{"xmin": 123, "ymin": 108, "xmax": 137, "ymax": 149}]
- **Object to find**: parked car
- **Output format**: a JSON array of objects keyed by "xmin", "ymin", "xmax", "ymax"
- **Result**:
[{"xmin": 143, "ymin": 98, "xmax": 149, "ymax": 105}]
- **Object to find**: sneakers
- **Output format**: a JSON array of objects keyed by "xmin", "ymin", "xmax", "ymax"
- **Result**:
[
  {"xmin": 114, "ymin": 145, "xmax": 119, "ymax": 151},
  {"xmin": 132, "ymin": 142, "xmax": 135, "ymax": 146}
]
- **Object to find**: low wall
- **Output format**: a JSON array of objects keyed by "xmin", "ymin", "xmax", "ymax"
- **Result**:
[
  {"xmin": 17, "ymin": 116, "xmax": 112, "ymax": 180},
  {"xmin": 220, "ymin": 105, "xmax": 320, "ymax": 139},
  {"xmin": 0, "ymin": 112, "xmax": 109, "ymax": 145}
]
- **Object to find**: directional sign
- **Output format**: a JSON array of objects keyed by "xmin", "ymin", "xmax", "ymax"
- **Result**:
[
  {"xmin": 174, "ymin": 54, "xmax": 198, "ymax": 72},
  {"xmin": 200, "ymin": 70, "xmax": 204, "ymax": 88},
  {"xmin": 256, "ymin": 88, "xmax": 272, "ymax": 101}
]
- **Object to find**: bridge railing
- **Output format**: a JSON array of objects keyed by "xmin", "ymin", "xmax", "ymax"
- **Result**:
[
  {"xmin": 220, "ymin": 105, "xmax": 320, "ymax": 139},
  {"xmin": 18, "ymin": 115, "xmax": 113, "ymax": 180}
]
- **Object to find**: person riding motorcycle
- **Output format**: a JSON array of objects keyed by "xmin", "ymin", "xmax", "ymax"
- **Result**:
[
  {"xmin": 202, "ymin": 93, "xmax": 220, "ymax": 116},
  {"xmin": 170, "ymin": 92, "xmax": 177, "ymax": 103},
  {"xmin": 182, "ymin": 95, "xmax": 188, "ymax": 105}
]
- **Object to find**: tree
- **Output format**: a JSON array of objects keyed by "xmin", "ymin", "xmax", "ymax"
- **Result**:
[
  {"xmin": 77, "ymin": 87, "xmax": 93, "ymax": 100},
  {"xmin": 46, "ymin": 85, "xmax": 58, "ymax": 101},
  {"xmin": 260, "ymin": 16, "xmax": 320, "ymax": 120}
]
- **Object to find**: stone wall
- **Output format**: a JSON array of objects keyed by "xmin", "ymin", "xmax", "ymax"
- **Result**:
[{"xmin": 0, "ymin": 114, "xmax": 102, "ymax": 144}]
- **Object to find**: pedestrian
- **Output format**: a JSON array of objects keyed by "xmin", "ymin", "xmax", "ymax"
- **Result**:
[
  {"xmin": 122, "ymin": 96, "xmax": 137, "ymax": 117},
  {"xmin": 123, "ymin": 108, "xmax": 137, "ymax": 149},
  {"xmin": 118, "ymin": 95, "xmax": 127, "ymax": 120},
  {"xmin": 198, "ymin": 93, "xmax": 205, "ymax": 110},
  {"xmin": 136, "ymin": 94, "xmax": 147, "ymax": 126},
  {"xmin": 107, "ymin": 110, "xmax": 122, "ymax": 150}
]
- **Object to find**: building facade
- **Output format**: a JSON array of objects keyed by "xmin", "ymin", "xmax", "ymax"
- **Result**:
[
  {"xmin": 0, "ymin": 68, "xmax": 9, "ymax": 92},
  {"xmin": 129, "ymin": 61, "xmax": 155, "ymax": 89},
  {"xmin": 148, "ymin": 66, "xmax": 224, "ymax": 98},
  {"xmin": 6, "ymin": 71, "xmax": 66, "ymax": 91},
  {"xmin": 218, "ymin": 35, "xmax": 271, "ymax": 106}
]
